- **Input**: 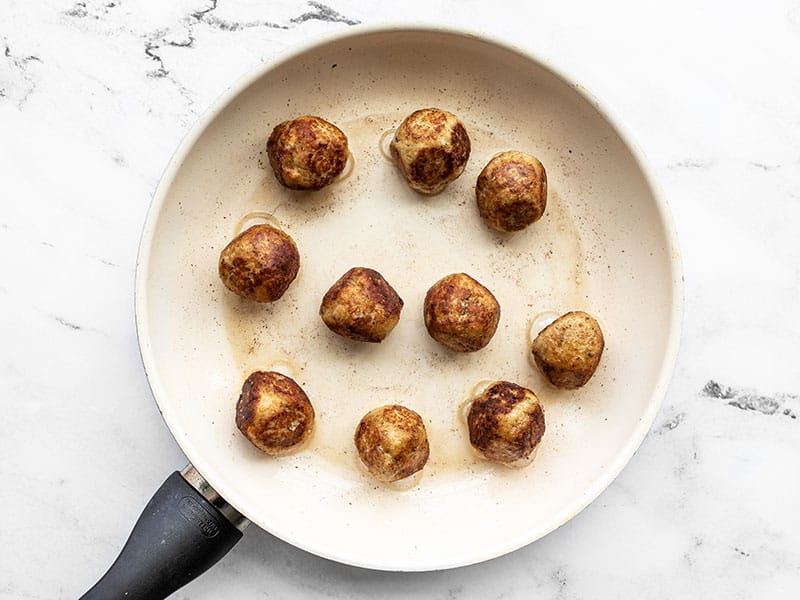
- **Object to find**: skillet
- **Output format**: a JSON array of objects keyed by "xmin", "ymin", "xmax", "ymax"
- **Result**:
[{"xmin": 81, "ymin": 26, "xmax": 683, "ymax": 599}]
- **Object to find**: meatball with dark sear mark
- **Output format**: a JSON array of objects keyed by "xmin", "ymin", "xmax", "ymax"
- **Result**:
[
  {"xmin": 267, "ymin": 115, "xmax": 349, "ymax": 190},
  {"xmin": 354, "ymin": 405, "xmax": 430, "ymax": 482},
  {"xmin": 320, "ymin": 267, "xmax": 403, "ymax": 343},
  {"xmin": 218, "ymin": 224, "xmax": 300, "ymax": 303},
  {"xmin": 423, "ymin": 273, "xmax": 500, "ymax": 352},
  {"xmin": 236, "ymin": 371, "xmax": 315, "ymax": 455},
  {"xmin": 476, "ymin": 151, "xmax": 547, "ymax": 232},
  {"xmin": 531, "ymin": 311, "xmax": 604, "ymax": 389},
  {"xmin": 468, "ymin": 381, "xmax": 545, "ymax": 465},
  {"xmin": 390, "ymin": 108, "xmax": 471, "ymax": 194}
]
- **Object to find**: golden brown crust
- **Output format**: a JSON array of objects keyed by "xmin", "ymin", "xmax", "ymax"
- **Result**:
[
  {"xmin": 390, "ymin": 108, "xmax": 471, "ymax": 194},
  {"xmin": 467, "ymin": 381, "xmax": 545, "ymax": 464},
  {"xmin": 236, "ymin": 371, "xmax": 315, "ymax": 455},
  {"xmin": 423, "ymin": 273, "xmax": 500, "ymax": 352},
  {"xmin": 476, "ymin": 151, "xmax": 547, "ymax": 232},
  {"xmin": 319, "ymin": 267, "xmax": 404, "ymax": 343},
  {"xmin": 267, "ymin": 115, "xmax": 349, "ymax": 190},
  {"xmin": 354, "ymin": 405, "xmax": 430, "ymax": 482},
  {"xmin": 218, "ymin": 224, "xmax": 300, "ymax": 303},
  {"xmin": 531, "ymin": 311, "xmax": 604, "ymax": 389}
]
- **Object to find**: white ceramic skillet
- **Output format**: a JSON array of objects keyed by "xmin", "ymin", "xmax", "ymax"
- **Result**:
[{"xmin": 81, "ymin": 26, "xmax": 683, "ymax": 598}]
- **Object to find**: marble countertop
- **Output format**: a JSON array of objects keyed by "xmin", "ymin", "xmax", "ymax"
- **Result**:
[{"xmin": 2, "ymin": 1, "xmax": 799, "ymax": 598}]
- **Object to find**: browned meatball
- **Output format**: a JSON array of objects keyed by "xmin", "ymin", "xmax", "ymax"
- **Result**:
[
  {"xmin": 267, "ymin": 115, "xmax": 349, "ymax": 190},
  {"xmin": 531, "ymin": 311, "xmax": 605, "ymax": 389},
  {"xmin": 320, "ymin": 267, "xmax": 403, "ymax": 343},
  {"xmin": 423, "ymin": 273, "xmax": 500, "ymax": 352},
  {"xmin": 236, "ymin": 371, "xmax": 315, "ymax": 455},
  {"xmin": 390, "ymin": 108, "xmax": 471, "ymax": 194},
  {"xmin": 468, "ymin": 381, "xmax": 545, "ymax": 465},
  {"xmin": 354, "ymin": 405, "xmax": 430, "ymax": 482},
  {"xmin": 476, "ymin": 151, "xmax": 547, "ymax": 232},
  {"xmin": 218, "ymin": 224, "xmax": 300, "ymax": 303}
]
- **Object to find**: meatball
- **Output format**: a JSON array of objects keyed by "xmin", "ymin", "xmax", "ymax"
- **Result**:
[
  {"xmin": 531, "ymin": 311, "xmax": 605, "ymax": 389},
  {"xmin": 390, "ymin": 108, "xmax": 471, "ymax": 194},
  {"xmin": 354, "ymin": 405, "xmax": 430, "ymax": 482},
  {"xmin": 467, "ymin": 381, "xmax": 545, "ymax": 465},
  {"xmin": 236, "ymin": 371, "xmax": 315, "ymax": 455},
  {"xmin": 320, "ymin": 267, "xmax": 403, "ymax": 343},
  {"xmin": 476, "ymin": 151, "xmax": 547, "ymax": 232},
  {"xmin": 267, "ymin": 115, "xmax": 349, "ymax": 190},
  {"xmin": 423, "ymin": 273, "xmax": 500, "ymax": 352},
  {"xmin": 218, "ymin": 224, "xmax": 300, "ymax": 303}
]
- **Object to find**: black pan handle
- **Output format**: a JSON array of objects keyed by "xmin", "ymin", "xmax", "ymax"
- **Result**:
[{"xmin": 80, "ymin": 467, "xmax": 246, "ymax": 600}]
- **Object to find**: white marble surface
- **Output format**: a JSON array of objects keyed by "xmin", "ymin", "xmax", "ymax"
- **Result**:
[{"xmin": 2, "ymin": 0, "xmax": 799, "ymax": 598}]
